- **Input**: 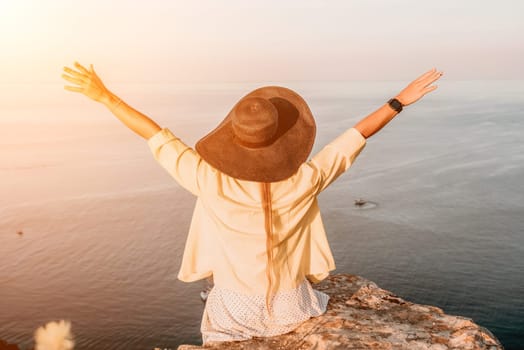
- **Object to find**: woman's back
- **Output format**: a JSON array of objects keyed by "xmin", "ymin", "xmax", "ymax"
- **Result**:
[
  {"xmin": 147, "ymin": 126, "xmax": 367, "ymax": 296},
  {"xmin": 196, "ymin": 158, "xmax": 324, "ymax": 294}
]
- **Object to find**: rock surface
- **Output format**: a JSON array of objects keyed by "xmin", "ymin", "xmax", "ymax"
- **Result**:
[{"xmin": 177, "ymin": 274, "xmax": 503, "ymax": 350}]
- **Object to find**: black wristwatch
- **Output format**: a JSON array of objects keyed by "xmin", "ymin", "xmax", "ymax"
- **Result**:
[{"xmin": 387, "ymin": 98, "xmax": 403, "ymax": 113}]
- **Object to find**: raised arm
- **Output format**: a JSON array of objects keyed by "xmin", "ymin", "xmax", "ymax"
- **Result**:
[
  {"xmin": 62, "ymin": 61, "xmax": 161, "ymax": 140},
  {"xmin": 354, "ymin": 67, "xmax": 444, "ymax": 139},
  {"xmin": 308, "ymin": 67, "xmax": 444, "ymax": 193}
]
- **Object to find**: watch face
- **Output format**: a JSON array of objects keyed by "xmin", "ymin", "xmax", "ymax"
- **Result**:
[{"xmin": 389, "ymin": 98, "xmax": 402, "ymax": 111}]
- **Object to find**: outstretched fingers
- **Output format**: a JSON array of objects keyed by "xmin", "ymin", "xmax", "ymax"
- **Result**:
[
  {"xmin": 414, "ymin": 68, "xmax": 437, "ymax": 83},
  {"xmin": 74, "ymin": 61, "xmax": 90, "ymax": 75},
  {"xmin": 414, "ymin": 72, "xmax": 443, "ymax": 98},
  {"xmin": 415, "ymin": 68, "xmax": 444, "ymax": 86},
  {"xmin": 62, "ymin": 73, "xmax": 84, "ymax": 86},
  {"xmin": 423, "ymin": 70, "xmax": 443, "ymax": 84},
  {"xmin": 420, "ymin": 71, "xmax": 443, "ymax": 94},
  {"xmin": 63, "ymin": 66, "xmax": 88, "ymax": 80},
  {"xmin": 62, "ymin": 62, "xmax": 92, "ymax": 93},
  {"xmin": 64, "ymin": 85, "xmax": 83, "ymax": 92},
  {"xmin": 424, "ymin": 71, "xmax": 443, "ymax": 88},
  {"xmin": 423, "ymin": 85, "xmax": 438, "ymax": 94}
]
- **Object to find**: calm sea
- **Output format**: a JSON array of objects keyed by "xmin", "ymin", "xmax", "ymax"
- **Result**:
[{"xmin": 1, "ymin": 80, "xmax": 522, "ymax": 349}]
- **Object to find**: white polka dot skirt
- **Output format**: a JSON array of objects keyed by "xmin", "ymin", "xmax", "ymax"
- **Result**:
[{"xmin": 200, "ymin": 278, "xmax": 330, "ymax": 344}]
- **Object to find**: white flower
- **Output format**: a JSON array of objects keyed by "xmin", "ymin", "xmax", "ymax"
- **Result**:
[{"xmin": 34, "ymin": 320, "xmax": 74, "ymax": 350}]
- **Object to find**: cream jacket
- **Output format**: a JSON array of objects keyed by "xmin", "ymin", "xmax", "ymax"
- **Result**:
[{"xmin": 147, "ymin": 127, "xmax": 367, "ymax": 295}]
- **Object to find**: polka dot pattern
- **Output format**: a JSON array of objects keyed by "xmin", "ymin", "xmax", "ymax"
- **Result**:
[{"xmin": 200, "ymin": 278, "xmax": 330, "ymax": 344}]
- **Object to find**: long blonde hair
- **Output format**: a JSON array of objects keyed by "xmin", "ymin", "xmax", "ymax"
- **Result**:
[{"xmin": 260, "ymin": 182, "xmax": 275, "ymax": 318}]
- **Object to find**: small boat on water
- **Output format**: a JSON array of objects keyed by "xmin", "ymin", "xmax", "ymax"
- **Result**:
[{"xmin": 354, "ymin": 198, "xmax": 367, "ymax": 206}]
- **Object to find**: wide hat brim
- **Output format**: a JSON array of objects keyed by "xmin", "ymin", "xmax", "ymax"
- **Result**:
[{"xmin": 195, "ymin": 86, "xmax": 316, "ymax": 183}]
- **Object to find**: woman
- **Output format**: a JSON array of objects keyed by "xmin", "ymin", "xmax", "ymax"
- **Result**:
[{"xmin": 62, "ymin": 63, "xmax": 443, "ymax": 345}]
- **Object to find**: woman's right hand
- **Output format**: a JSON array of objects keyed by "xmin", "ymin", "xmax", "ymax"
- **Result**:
[
  {"xmin": 395, "ymin": 68, "xmax": 443, "ymax": 106},
  {"xmin": 62, "ymin": 61, "xmax": 112, "ymax": 104}
]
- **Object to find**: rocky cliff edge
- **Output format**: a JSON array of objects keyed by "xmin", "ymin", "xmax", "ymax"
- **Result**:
[{"xmin": 177, "ymin": 273, "xmax": 503, "ymax": 350}]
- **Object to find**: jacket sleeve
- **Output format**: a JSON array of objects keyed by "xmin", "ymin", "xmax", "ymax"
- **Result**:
[
  {"xmin": 308, "ymin": 127, "xmax": 367, "ymax": 194},
  {"xmin": 147, "ymin": 127, "xmax": 201, "ymax": 196}
]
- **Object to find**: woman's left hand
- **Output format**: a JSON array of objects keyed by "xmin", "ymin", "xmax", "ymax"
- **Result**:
[
  {"xmin": 62, "ymin": 61, "xmax": 111, "ymax": 104},
  {"xmin": 395, "ymin": 68, "xmax": 444, "ymax": 106}
]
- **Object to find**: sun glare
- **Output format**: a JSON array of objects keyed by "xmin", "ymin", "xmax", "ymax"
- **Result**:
[
  {"xmin": 0, "ymin": 1, "xmax": 39, "ymax": 40},
  {"xmin": 0, "ymin": 1, "xmax": 27, "ymax": 23}
]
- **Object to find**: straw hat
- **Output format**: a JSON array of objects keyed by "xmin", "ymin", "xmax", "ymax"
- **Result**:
[{"xmin": 195, "ymin": 86, "xmax": 316, "ymax": 182}]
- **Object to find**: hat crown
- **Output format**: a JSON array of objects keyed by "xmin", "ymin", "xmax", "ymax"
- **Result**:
[
  {"xmin": 195, "ymin": 86, "xmax": 316, "ymax": 182},
  {"xmin": 231, "ymin": 97, "xmax": 278, "ymax": 148}
]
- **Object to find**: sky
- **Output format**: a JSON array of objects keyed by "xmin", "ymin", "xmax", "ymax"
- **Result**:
[{"xmin": 0, "ymin": 0, "xmax": 523, "ymax": 83}]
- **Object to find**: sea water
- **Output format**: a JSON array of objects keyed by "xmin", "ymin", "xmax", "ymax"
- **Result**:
[{"xmin": 0, "ymin": 80, "xmax": 522, "ymax": 349}]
